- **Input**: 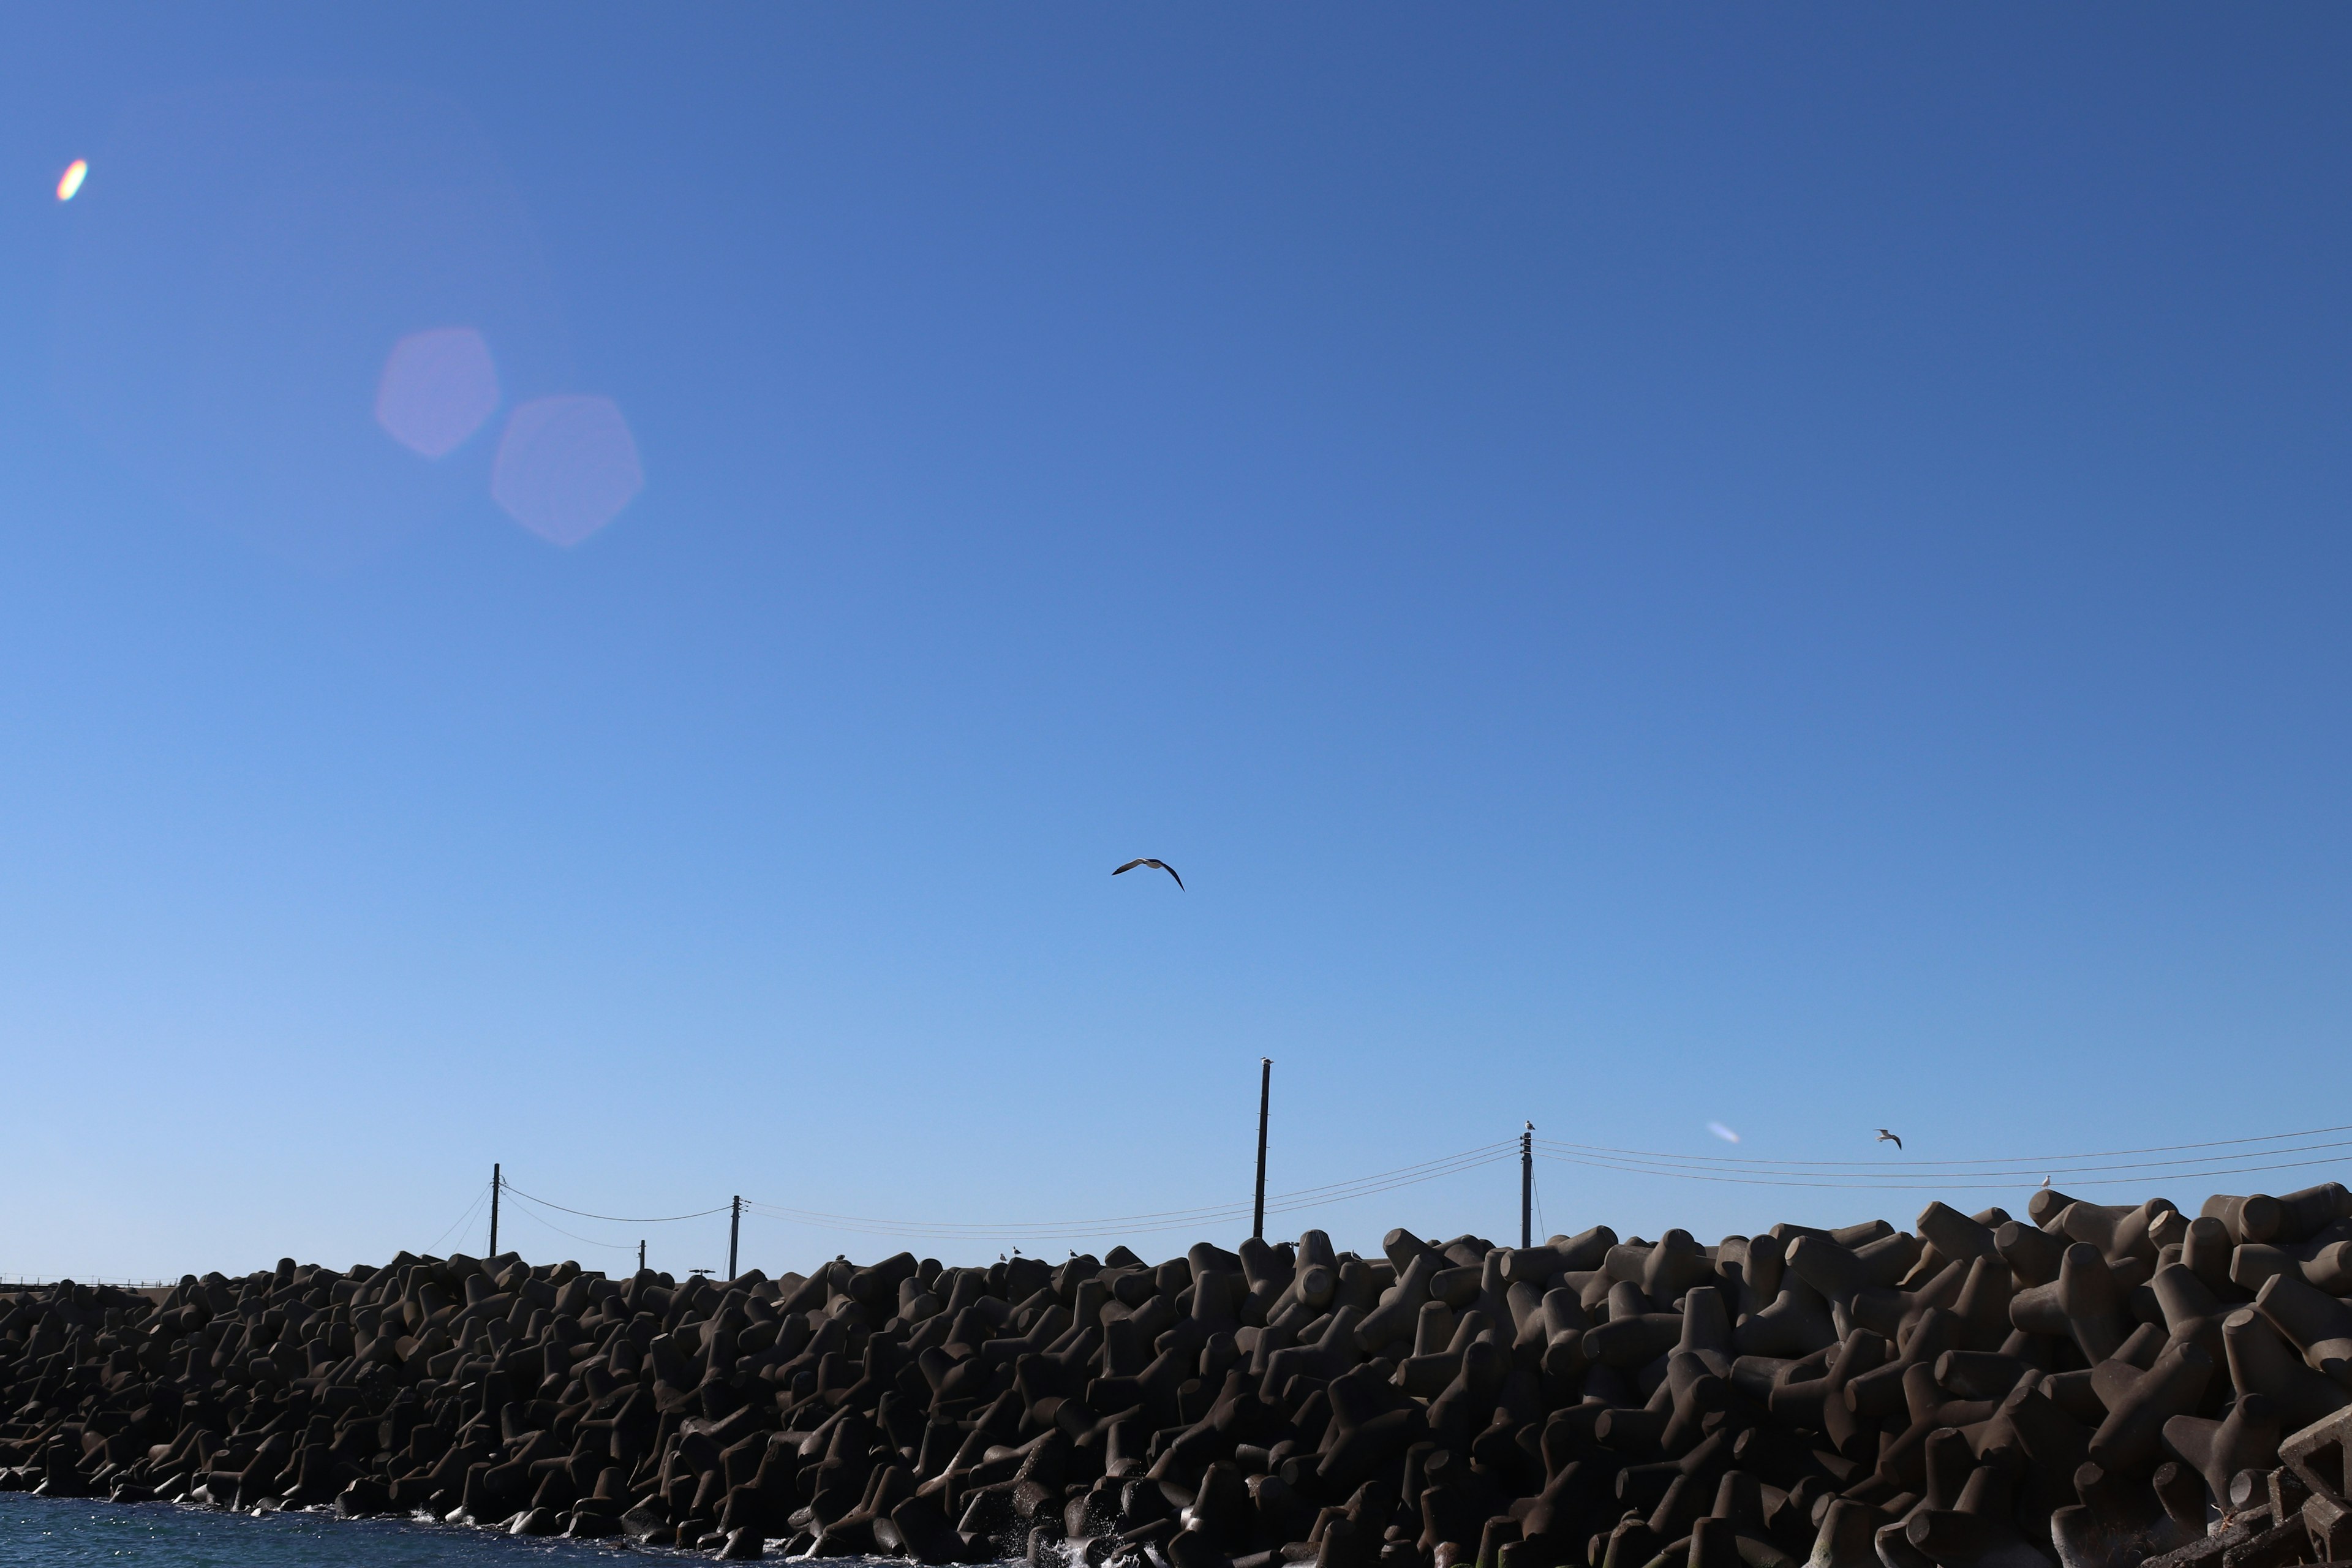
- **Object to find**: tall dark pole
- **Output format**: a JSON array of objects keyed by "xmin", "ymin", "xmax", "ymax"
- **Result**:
[
  {"xmin": 638, "ymin": 1240, "xmax": 646, "ymax": 1273},
  {"xmin": 1253, "ymin": 1058, "xmax": 1272, "ymax": 1242},
  {"xmin": 1519, "ymin": 1126, "xmax": 1532, "ymax": 1249},
  {"xmin": 728, "ymin": 1196, "xmax": 741, "ymax": 1281},
  {"xmin": 489, "ymin": 1163, "xmax": 500, "ymax": 1258}
]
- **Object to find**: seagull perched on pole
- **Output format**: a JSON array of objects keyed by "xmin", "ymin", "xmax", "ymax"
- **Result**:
[
  {"xmin": 1114, "ymin": 859, "xmax": 1183, "ymax": 889},
  {"xmin": 1875, "ymin": 1129, "xmax": 1902, "ymax": 1150}
]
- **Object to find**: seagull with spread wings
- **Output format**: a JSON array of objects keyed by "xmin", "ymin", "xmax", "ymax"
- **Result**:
[
  {"xmin": 1114, "ymin": 858, "xmax": 1183, "ymax": 889},
  {"xmin": 1875, "ymin": 1129, "xmax": 1902, "ymax": 1150}
]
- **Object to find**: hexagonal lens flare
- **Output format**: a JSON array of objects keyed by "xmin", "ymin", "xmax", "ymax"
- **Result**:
[
  {"xmin": 490, "ymin": 395, "xmax": 643, "ymax": 546},
  {"xmin": 374, "ymin": 327, "xmax": 501, "ymax": 459}
]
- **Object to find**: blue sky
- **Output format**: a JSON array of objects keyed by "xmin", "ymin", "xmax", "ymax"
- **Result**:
[{"xmin": 2, "ymin": 9, "xmax": 2347, "ymax": 1281}]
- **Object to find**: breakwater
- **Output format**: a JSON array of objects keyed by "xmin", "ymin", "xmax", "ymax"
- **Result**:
[{"xmin": 7, "ymin": 1185, "xmax": 2352, "ymax": 1568}]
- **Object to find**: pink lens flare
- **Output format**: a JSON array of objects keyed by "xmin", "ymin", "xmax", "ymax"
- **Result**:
[
  {"xmin": 490, "ymin": 395, "xmax": 644, "ymax": 546},
  {"xmin": 374, "ymin": 327, "xmax": 501, "ymax": 459}
]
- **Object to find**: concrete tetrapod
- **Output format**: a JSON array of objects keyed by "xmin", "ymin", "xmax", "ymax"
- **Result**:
[
  {"xmin": 2162, "ymin": 1393, "xmax": 2281, "ymax": 1506},
  {"xmin": 17, "ymin": 1187, "xmax": 2352, "ymax": 1568}
]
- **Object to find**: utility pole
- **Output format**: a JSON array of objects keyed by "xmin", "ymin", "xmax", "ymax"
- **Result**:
[
  {"xmin": 1519, "ymin": 1126, "xmax": 1532, "ymax": 1250},
  {"xmin": 1253, "ymin": 1059, "xmax": 1272, "ymax": 1242},
  {"xmin": 489, "ymin": 1163, "xmax": 500, "ymax": 1257},
  {"xmin": 638, "ymin": 1240, "xmax": 646, "ymax": 1273},
  {"xmin": 728, "ymin": 1196, "xmax": 741, "ymax": 1281}
]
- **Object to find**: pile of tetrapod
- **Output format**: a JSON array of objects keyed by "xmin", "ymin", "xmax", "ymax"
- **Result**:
[{"xmin": 9, "ymin": 1184, "xmax": 2352, "ymax": 1568}]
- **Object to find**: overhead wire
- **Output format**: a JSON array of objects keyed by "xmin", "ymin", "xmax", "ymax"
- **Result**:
[
  {"xmin": 497, "ymin": 1183, "xmax": 730, "ymax": 1225},
  {"xmin": 1265, "ymin": 1144, "xmax": 1518, "ymax": 1210},
  {"xmin": 1528, "ymin": 1123, "xmax": 2352, "ymax": 1197},
  {"xmin": 425, "ymin": 1182, "xmax": 493, "ymax": 1256},
  {"xmin": 1531, "ymin": 1136, "xmax": 2352, "ymax": 1183},
  {"xmin": 1537, "ymin": 1150, "xmax": 2352, "ymax": 1192},
  {"xmin": 484, "ymin": 1118, "xmax": 2351, "ymax": 1263},
  {"xmin": 744, "ymin": 1140, "xmax": 1515, "ymax": 1234},
  {"xmin": 741, "ymin": 1140, "xmax": 1520, "ymax": 1243},
  {"xmin": 1534, "ymin": 1121, "xmax": 2352, "ymax": 1170},
  {"xmin": 500, "ymin": 1194, "xmax": 643, "ymax": 1254}
]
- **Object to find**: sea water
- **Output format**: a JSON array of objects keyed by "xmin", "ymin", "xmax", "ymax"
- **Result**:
[
  {"xmin": 0, "ymin": 1494, "xmax": 892, "ymax": 1566},
  {"xmin": 0, "ymin": 1498, "xmax": 1005, "ymax": 1567}
]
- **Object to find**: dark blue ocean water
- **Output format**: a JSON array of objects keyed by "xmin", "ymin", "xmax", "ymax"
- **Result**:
[
  {"xmin": 0, "ymin": 1498, "xmax": 1020, "ymax": 1567},
  {"xmin": 0, "ymin": 1496, "xmax": 714, "ymax": 1566}
]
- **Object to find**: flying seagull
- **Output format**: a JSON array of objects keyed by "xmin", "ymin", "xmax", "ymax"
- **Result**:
[
  {"xmin": 1875, "ymin": 1129, "xmax": 1902, "ymax": 1150},
  {"xmin": 1114, "ymin": 859, "xmax": 1183, "ymax": 890}
]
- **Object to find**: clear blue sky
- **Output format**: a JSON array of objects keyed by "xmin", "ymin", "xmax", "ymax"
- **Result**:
[{"xmin": 3, "ymin": 9, "xmax": 2347, "ymax": 1282}]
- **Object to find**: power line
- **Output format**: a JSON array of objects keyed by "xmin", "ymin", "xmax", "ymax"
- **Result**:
[
  {"xmin": 1533, "ymin": 1121, "xmax": 2352, "ymax": 1170},
  {"xmin": 497, "ymin": 1183, "xmax": 731, "ymax": 1224},
  {"xmin": 426, "ymin": 1183, "xmax": 492, "ymax": 1256},
  {"xmin": 1531, "ymin": 1136, "xmax": 2352, "ymax": 1185},
  {"xmin": 745, "ymin": 1141, "xmax": 1517, "ymax": 1233},
  {"xmin": 501, "ymin": 1196, "xmax": 641, "ymax": 1254},
  {"xmin": 1267, "ymin": 1140, "xmax": 1521, "ymax": 1214},
  {"xmin": 472, "ymin": 1115, "xmax": 2351, "ymax": 1267},
  {"xmin": 1537, "ymin": 1149, "xmax": 2352, "ymax": 1192},
  {"xmin": 740, "ymin": 1142, "xmax": 1520, "ymax": 1243}
]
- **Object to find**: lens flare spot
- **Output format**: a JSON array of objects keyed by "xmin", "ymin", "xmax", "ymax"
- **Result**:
[
  {"xmin": 375, "ymin": 327, "xmax": 500, "ymax": 458},
  {"xmin": 1706, "ymin": 1121, "xmax": 1740, "ymax": 1144},
  {"xmin": 491, "ymin": 395, "xmax": 643, "ymax": 546},
  {"xmin": 56, "ymin": 159, "xmax": 87, "ymax": 202}
]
